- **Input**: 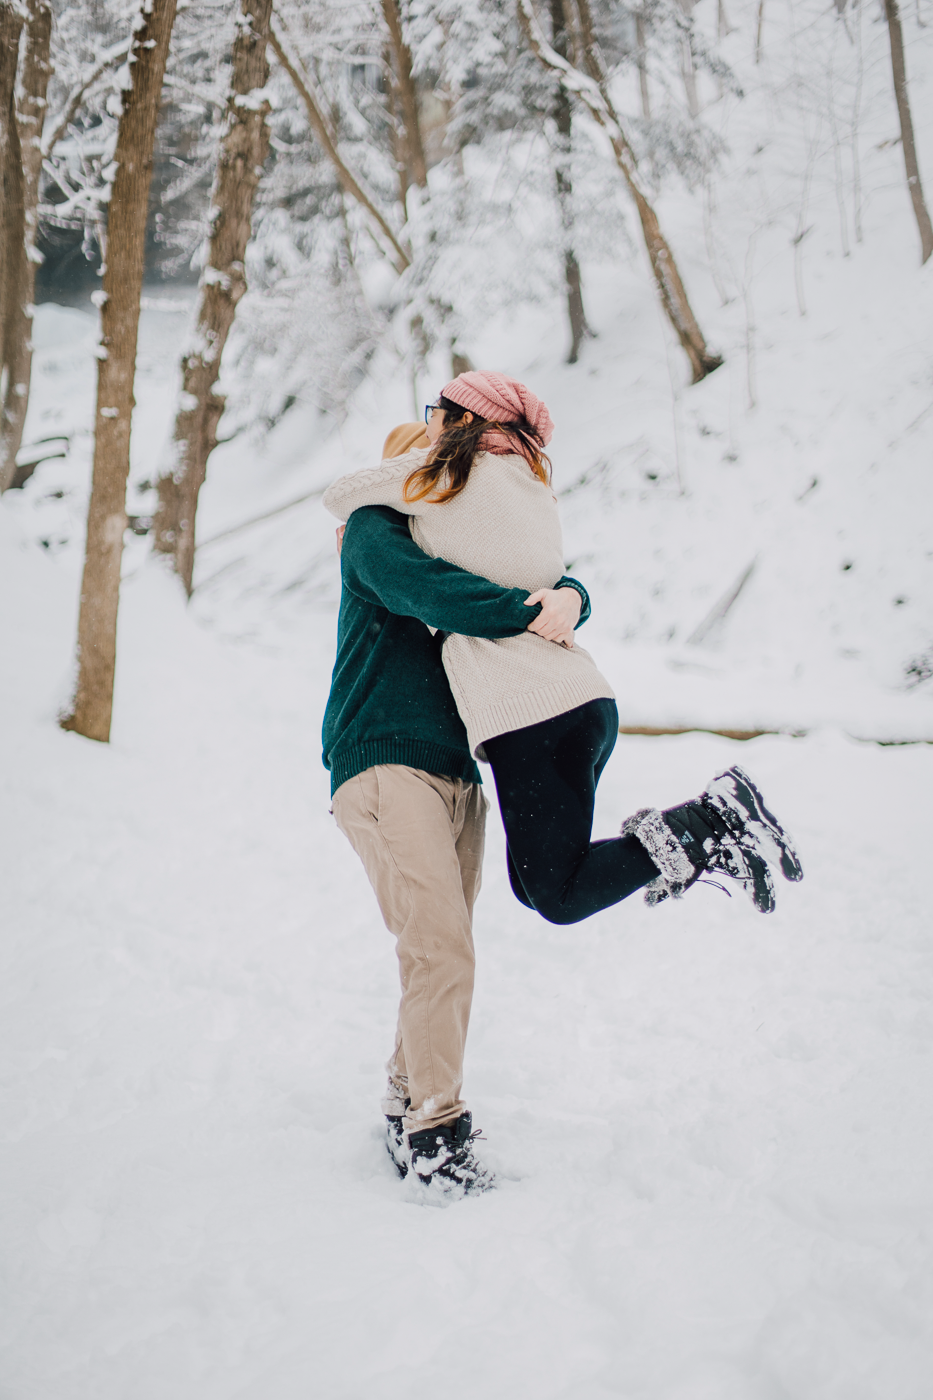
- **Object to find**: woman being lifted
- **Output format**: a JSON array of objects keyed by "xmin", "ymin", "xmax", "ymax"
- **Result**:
[{"xmin": 325, "ymin": 370, "xmax": 802, "ymax": 925}]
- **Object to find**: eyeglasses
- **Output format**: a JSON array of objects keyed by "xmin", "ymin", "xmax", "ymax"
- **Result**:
[{"xmin": 424, "ymin": 403, "xmax": 443, "ymax": 425}]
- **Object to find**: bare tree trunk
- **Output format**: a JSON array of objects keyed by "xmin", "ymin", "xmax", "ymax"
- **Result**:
[
  {"xmin": 154, "ymin": 0, "xmax": 272, "ymax": 595},
  {"xmin": 60, "ymin": 0, "xmax": 177, "ymax": 743},
  {"xmin": 677, "ymin": 0, "xmax": 700, "ymax": 118},
  {"xmin": 851, "ymin": 0, "xmax": 863, "ymax": 243},
  {"xmin": 755, "ymin": 0, "xmax": 764, "ymax": 64},
  {"xmin": 0, "ymin": 0, "xmax": 51, "ymax": 492},
  {"xmin": 635, "ymin": 11, "xmax": 651, "ymax": 120},
  {"xmin": 520, "ymin": 0, "xmax": 722, "ymax": 382},
  {"xmin": 883, "ymin": 0, "xmax": 933, "ymax": 263},
  {"xmin": 0, "ymin": 0, "xmax": 25, "ymax": 492},
  {"xmin": 550, "ymin": 0, "xmax": 591, "ymax": 362},
  {"xmin": 268, "ymin": 25, "xmax": 410, "ymax": 273},
  {"xmin": 380, "ymin": 0, "xmax": 433, "ymax": 393},
  {"xmin": 383, "ymin": 37, "xmax": 410, "ymax": 209},
  {"xmin": 381, "ymin": 0, "xmax": 427, "ymax": 190},
  {"xmin": 450, "ymin": 349, "xmax": 473, "ymax": 376}
]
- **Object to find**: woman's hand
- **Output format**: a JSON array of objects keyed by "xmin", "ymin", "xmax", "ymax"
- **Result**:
[{"xmin": 524, "ymin": 587, "xmax": 581, "ymax": 648}]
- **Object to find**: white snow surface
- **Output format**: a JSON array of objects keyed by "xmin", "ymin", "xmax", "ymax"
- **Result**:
[
  {"xmin": 3, "ymin": 3, "xmax": 933, "ymax": 1390},
  {"xmin": 3, "ymin": 514, "xmax": 933, "ymax": 1397},
  {"xmin": 4, "ymin": 508, "xmax": 933, "ymax": 1397}
]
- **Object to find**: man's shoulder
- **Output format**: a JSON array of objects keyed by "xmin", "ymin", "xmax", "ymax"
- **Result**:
[
  {"xmin": 342, "ymin": 506, "xmax": 413, "ymax": 588},
  {"xmin": 344, "ymin": 503, "xmax": 409, "ymax": 540}
]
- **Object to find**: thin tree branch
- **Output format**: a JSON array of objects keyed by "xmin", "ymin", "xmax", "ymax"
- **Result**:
[
  {"xmin": 267, "ymin": 20, "xmax": 410, "ymax": 273},
  {"xmin": 196, "ymin": 486, "xmax": 325, "ymax": 548}
]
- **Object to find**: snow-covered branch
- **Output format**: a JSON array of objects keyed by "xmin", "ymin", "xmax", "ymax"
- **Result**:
[
  {"xmin": 41, "ymin": 37, "xmax": 132, "ymax": 157},
  {"xmin": 267, "ymin": 20, "xmax": 411, "ymax": 274}
]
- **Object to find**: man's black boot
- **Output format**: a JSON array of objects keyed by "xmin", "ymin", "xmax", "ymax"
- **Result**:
[
  {"xmin": 384, "ymin": 1094, "xmax": 411, "ymax": 1178},
  {"xmin": 408, "ymin": 1111, "xmax": 495, "ymax": 1194}
]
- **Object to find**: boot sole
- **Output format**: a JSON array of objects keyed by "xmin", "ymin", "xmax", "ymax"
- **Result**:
[
  {"xmin": 709, "ymin": 766, "xmax": 804, "ymax": 883},
  {"xmin": 715, "ymin": 836, "xmax": 776, "ymax": 914}
]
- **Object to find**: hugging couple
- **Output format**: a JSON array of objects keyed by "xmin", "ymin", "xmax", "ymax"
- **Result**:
[{"xmin": 322, "ymin": 370, "xmax": 803, "ymax": 1196}]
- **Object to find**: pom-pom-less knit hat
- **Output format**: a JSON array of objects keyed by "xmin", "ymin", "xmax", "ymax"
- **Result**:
[{"xmin": 440, "ymin": 371, "xmax": 554, "ymax": 455}]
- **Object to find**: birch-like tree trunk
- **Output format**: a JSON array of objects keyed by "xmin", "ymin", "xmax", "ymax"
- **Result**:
[
  {"xmin": 153, "ymin": 0, "xmax": 272, "ymax": 595},
  {"xmin": 60, "ymin": 0, "xmax": 177, "ymax": 743},
  {"xmin": 551, "ymin": 0, "xmax": 591, "ymax": 363},
  {"xmin": 0, "ymin": 0, "xmax": 51, "ymax": 492},
  {"xmin": 382, "ymin": 0, "xmax": 427, "ymax": 193},
  {"xmin": 883, "ymin": 0, "xmax": 933, "ymax": 263},
  {"xmin": 520, "ymin": 0, "xmax": 721, "ymax": 382},
  {"xmin": 0, "ymin": 0, "xmax": 25, "ymax": 492},
  {"xmin": 677, "ymin": 0, "xmax": 700, "ymax": 118},
  {"xmin": 635, "ymin": 11, "xmax": 651, "ymax": 120}
]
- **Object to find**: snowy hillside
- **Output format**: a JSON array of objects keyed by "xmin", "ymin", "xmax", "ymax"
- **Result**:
[
  {"xmin": 8, "ymin": 3, "xmax": 930, "ymax": 736},
  {"xmin": 2, "ymin": 0, "xmax": 933, "ymax": 1394}
]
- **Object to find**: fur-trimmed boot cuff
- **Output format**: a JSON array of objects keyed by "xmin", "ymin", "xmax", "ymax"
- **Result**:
[{"xmin": 622, "ymin": 807, "xmax": 696, "ymax": 906}]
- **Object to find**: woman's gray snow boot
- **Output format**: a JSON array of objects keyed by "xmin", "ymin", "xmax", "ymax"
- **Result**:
[{"xmin": 623, "ymin": 765, "xmax": 803, "ymax": 914}]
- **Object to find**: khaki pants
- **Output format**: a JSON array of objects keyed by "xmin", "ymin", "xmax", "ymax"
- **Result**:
[{"xmin": 332, "ymin": 765, "xmax": 486, "ymax": 1135}]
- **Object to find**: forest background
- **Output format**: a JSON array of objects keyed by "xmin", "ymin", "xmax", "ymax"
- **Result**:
[{"xmin": 1, "ymin": 0, "xmax": 932, "ymax": 1395}]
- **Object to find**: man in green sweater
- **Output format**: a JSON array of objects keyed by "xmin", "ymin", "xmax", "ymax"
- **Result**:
[{"xmin": 323, "ymin": 503, "xmax": 589, "ymax": 1191}]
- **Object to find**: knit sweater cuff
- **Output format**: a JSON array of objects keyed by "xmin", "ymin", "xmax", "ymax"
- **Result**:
[{"xmin": 555, "ymin": 576, "xmax": 591, "ymax": 628}]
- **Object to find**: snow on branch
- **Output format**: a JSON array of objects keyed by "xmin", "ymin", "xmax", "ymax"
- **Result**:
[
  {"xmin": 515, "ymin": 0, "xmax": 642, "ymax": 191},
  {"xmin": 42, "ymin": 36, "xmax": 132, "ymax": 157},
  {"xmin": 267, "ymin": 20, "xmax": 411, "ymax": 274}
]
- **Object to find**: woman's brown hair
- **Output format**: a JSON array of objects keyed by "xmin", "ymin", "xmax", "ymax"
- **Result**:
[{"xmin": 404, "ymin": 396, "xmax": 552, "ymax": 505}]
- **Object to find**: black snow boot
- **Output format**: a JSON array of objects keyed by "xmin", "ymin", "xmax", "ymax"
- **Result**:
[
  {"xmin": 385, "ymin": 1111, "xmax": 410, "ymax": 1178},
  {"xmin": 384, "ymin": 1091, "xmax": 411, "ymax": 1178},
  {"xmin": 623, "ymin": 765, "xmax": 803, "ymax": 914},
  {"xmin": 408, "ymin": 1111, "xmax": 495, "ymax": 1195}
]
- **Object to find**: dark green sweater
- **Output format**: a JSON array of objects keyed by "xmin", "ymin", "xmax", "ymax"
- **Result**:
[{"xmin": 322, "ymin": 506, "xmax": 590, "ymax": 795}]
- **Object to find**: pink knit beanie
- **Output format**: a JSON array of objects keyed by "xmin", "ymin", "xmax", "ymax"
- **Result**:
[{"xmin": 440, "ymin": 371, "xmax": 554, "ymax": 456}]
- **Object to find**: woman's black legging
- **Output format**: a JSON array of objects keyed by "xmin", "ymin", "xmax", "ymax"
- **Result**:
[{"xmin": 483, "ymin": 699, "xmax": 660, "ymax": 925}]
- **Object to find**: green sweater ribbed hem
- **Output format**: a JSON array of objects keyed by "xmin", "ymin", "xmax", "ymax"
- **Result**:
[{"xmin": 329, "ymin": 739, "xmax": 482, "ymax": 798}]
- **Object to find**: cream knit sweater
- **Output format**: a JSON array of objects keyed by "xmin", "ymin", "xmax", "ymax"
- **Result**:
[{"xmin": 323, "ymin": 445, "xmax": 615, "ymax": 759}]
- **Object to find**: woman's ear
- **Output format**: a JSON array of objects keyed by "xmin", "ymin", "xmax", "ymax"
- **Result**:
[{"xmin": 462, "ymin": 411, "xmax": 473, "ymax": 424}]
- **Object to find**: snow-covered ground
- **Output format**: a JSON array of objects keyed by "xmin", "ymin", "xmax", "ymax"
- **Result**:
[
  {"xmin": 3, "ymin": 1, "xmax": 933, "ymax": 1389},
  {"xmin": 3, "ymin": 506, "xmax": 932, "ymax": 1397}
]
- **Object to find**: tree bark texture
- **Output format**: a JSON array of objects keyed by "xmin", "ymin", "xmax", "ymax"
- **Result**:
[
  {"xmin": 154, "ymin": 0, "xmax": 273, "ymax": 595},
  {"xmin": 550, "ymin": 0, "xmax": 591, "ymax": 363},
  {"xmin": 676, "ymin": 0, "xmax": 700, "ymax": 118},
  {"xmin": 635, "ymin": 11, "xmax": 651, "ymax": 120},
  {"xmin": 268, "ymin": 25, "xmax": 410, "ymax": 273},
  {"xmin": 883, "ymin": 0, "xmax": 933, "ymax": 263},
  {"xmin": 755, "ymin": 0, "xmax": 764, "ymax": 64},
  {"xmin": 61, "ymin": 0, "xmax": 177, "ymax": 742},
  {"xmin": 0, "ymin": 0, "xmax": 51, "ymax": 492},
  {"xmin": 382, "ymin": 0, "xmax": 427, "ymax": 192},
  {"xmin": 0, "ymin": 0, "xmax": 25, "ymax": 492},
  {"xmin": 519, "ymin": 0, "xmax": 721, "ymax": 382},
  {"xmin": 383, "ymin": 39, "xmax": 411, "ymax": 208}
]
